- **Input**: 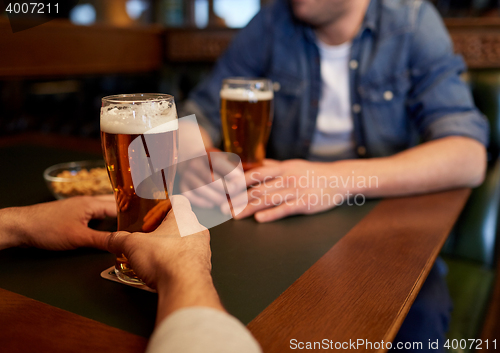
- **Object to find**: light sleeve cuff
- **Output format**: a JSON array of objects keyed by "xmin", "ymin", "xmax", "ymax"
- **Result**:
[
  {"xmin": 146, "ymin": 307, "xmax": 262, "ymax": 353},
  {"xmin": 423, "ymin": 111, "xmax": 489, "ymax": 146}
]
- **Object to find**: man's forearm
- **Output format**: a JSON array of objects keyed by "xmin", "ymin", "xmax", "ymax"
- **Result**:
[
  {"xmin": 0, "ymin": 208, "xmax": 24, "ymax": 250},
  {"xmin": 336, "ymin": 136, "xmax": 487, "ymax": 197},
  {"xmin": 155, "ymin": 270, "xmax": 225, "ymax": 326}
]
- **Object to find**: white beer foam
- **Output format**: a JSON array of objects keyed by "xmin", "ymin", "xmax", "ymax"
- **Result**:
[
  {"xmin": 101, "ymin": 100, "xmax": 178, "ymax": 134},
  {"xmin": 220, "ymin": 88, "xmax": 273, "ymax": 102}
]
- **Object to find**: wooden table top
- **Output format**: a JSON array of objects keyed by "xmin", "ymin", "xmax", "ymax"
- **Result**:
[
  {"xmin": 248, "ymin": 188, "xmax": 470, "ymax": 352},
  {"xmin": 0, "ymin": 134, "xmax": 471, "ymax": 352},
  {"xmin": 0, "ymin": 288, "xmax": 148, "ymax": 353}
]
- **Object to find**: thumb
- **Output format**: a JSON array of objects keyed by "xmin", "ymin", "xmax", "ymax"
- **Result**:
[{"xmin": 87, "ymin": 229, "xmax": 130, "ymax": 253}]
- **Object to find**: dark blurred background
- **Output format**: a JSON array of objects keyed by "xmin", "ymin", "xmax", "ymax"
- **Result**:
[{"xmin": 1, "ymin": 0, "xmax": 499, "ymax": 139}]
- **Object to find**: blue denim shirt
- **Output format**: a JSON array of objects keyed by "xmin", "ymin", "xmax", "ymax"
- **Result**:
[{"xmin": 187, "ymin": 0, "xmax": 489, "ymax": 160}]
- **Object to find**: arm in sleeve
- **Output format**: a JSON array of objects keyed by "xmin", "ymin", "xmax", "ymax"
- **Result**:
[
  {"xmin": 407, "ymin": 1, "xmax": 489, "ymax": 147},
  {"xmin": 146, "ymin": 307, "xmax": 262, "ymax": 353},
  {"xmin": 182, "ymin": 8, "xmax": 273, "ymax": 146}
]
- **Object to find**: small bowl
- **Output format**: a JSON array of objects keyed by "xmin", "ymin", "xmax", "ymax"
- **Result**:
[{"xmin": 43, "ymin": 160, "xmax": 113, "ymax": 200}]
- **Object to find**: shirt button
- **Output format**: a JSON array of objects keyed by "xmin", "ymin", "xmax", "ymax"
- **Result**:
[
  {"xmin": 383, "ymin": 90, "xmax": 394, "ymax": 101},
  {"xmin": 352, "ymin": 104, "xmax": 361, "ymax": 114},
  {"xmin": 349, "ymin": 60, "xmax": 359, "ymax": 70},
  {"xmin": 357, "ymin": 146, "xmax": 367, "ymax": 156}
]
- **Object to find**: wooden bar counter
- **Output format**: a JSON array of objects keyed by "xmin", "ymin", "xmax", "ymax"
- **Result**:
[{"xmin": 0, "ymin": 135, "xmax": 470, "ymax": 352}]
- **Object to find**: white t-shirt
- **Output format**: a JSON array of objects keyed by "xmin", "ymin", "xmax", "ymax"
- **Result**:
[{"xmin": 309, "ymin": 40, "xmax": 356, "ymax": 161}]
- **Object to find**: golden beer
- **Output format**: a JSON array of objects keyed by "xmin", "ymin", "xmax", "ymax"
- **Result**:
[
  {"xmin": 101, "ymin": 94, "xmax": 178, "ymax": 284},
  {"xmin": 220, "ymin": 79, "xmax": 273, "ymax": 171}
]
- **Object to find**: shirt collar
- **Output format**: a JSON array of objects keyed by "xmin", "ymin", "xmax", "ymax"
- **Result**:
[{"xmin": 362, "ymin": 0, "xmax": 378, "ymax": 34}]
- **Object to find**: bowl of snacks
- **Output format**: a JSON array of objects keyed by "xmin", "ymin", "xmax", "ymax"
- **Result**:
[{"xmin": 43, "ymin": 160, "xmax": 113, "ymax": 199}]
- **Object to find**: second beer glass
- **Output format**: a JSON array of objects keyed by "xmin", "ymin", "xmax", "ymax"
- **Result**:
[
  {"xmin": 220, "ymin": 78, "xmax": 274, "ymax": 171},
  {"xmin": 101, "ymin": 94, "xmax": 178, "ymax": 285}
]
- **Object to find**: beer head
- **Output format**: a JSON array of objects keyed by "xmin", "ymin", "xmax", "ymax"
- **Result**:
[
  {"xmin": 220, "ymin": 78, "xmax": 274, "ymax": 102},
  {"xmin": 220, "ymin": 88, "xmax": 273, "ymax": 103},
  {"xmin": 101, "ymin": 94, "xmax": 178, "ymax": 135}
]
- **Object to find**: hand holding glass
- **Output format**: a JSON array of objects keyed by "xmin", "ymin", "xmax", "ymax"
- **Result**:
[{"xmin": 100, "ymin": 94, "xmax": 178, "ymax": 285}]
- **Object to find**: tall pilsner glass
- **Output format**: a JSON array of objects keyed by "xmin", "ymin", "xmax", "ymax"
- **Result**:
[
  {"xmin": 100, "ymin": 94, "xmax": 178, "ymax": 285},
  {"xmin": 220, "ymin": 78, "xmax": 274, "ymax": 171}
]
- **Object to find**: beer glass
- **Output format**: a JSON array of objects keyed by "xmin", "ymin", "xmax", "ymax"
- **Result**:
[
  {"xmin": 100, "ymin": 94, "xmax": 178, "ymax": 285},
  {"xmin": 220, "ymin": 78, "xmax": 274, "ymax": 171}
]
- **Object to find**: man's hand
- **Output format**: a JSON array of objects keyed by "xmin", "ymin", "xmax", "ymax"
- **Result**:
[
  {"xmin": 177, "ymin": 119, "xmax": 230, "ymax": 209},
  {"xmin": 104, "ymin": 196, "xmax": 211, "ymax": 289},
  {"xmin": 0, "ymin": 195, "xmax": 117, "ymax": 251},
  {"xmin": 226, "ymin": 159, "xmax": 347, "ymax": 223},
  {"xmin": 179, "ymin": 147, "xmax": 228, "ymax": 208},
  {"xmin": 225, "ymin": 136, "xmax": 487, "ymax": 223},
  {"xmin": 179, "ymin": 147, "xmax": 245, "ymax": 209},
  {"xmin": 103, "ymin": 195, "xmax": 224, "ymax": 323}
]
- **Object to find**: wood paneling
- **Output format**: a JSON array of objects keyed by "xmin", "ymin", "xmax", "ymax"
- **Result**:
[
  {"xmin": 0, "ymin": 18, "xmax": 163, "ymax": 78},
  {"xmin": 0, "ymin": 288, "xmax": 148, "ymax": 353},
  {"xmin": 3, "ymin": 17, "xmax": 500, "ymax": 74},
  {"xmin": 165, "ymin": 28, "xmax": 237, "ymax": 62},
  {"xmin": 163, "ymin": 19, "xmax": 500, "ymax": 67},
  {"xmin": 445, "ymin": 18, "xmax": 500, "ymax": 69},
  {"xmin": 248, "ymin": 189, "xmax": 471, "ymax": 353}
]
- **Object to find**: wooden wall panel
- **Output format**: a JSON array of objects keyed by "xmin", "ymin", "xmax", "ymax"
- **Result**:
[
  {"xmin": 165, "ymin": 28, "xmax": 237, "ymax": 62},
  {"xmin": 3, "ymin": 17, "xmax": 500, "ymax": 78},
  {"xmin": 164, "ymin": 19, "xmax": 500, "ymax": 68},
  {"xmin": 446, "ymin": 18, "xmax": 500, "ymax": 69},
  {"xmin": 0, "ymin": 18, "xmax": 163, "ymax": 78}
]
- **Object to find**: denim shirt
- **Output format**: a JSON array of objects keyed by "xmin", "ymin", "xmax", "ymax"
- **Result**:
[{"xmin": 187, "ymin": 0, "xmax": 489, "ymax": 160}]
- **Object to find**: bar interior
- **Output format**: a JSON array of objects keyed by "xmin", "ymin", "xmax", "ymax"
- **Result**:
[{"xmin": 0, "ymin": 1, "xmax": 499, "ymax": 352}]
